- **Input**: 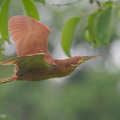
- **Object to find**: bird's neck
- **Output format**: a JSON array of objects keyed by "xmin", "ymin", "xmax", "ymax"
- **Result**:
[{"xmin": 50, "ymin": 59, "xmax": 76, "ymax": 78}]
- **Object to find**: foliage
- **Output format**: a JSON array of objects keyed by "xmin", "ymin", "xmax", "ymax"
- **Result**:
[
  {"xmin": 62, "ymin": 1, "xmax": 118, "ymax": 56},
  {"xmin": 0, "ymin": 0, "xmax": 119, "ymax": 57},
  {"xmin": 0, "ymin": 0, "xmax": 10, "ymax": 42},
  {"xmin": 86, "ymin": 1, "xmax": 116, "ymax": 47},
  {"xmin": 61, "ymin": 17, "xmax": 80, "ymax": 57},
  {"xmin": 22, "ymin": 0, "xmax": 40, "ymax": 20}
]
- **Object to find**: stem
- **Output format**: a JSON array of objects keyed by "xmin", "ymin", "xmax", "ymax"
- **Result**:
[
  {"xmin": 89, "ymin": 0, "xmax": 94, "ymax": 4},
  {"xmin": 52, "ymin": 0, "xmax": 82, "ymax": 6},
  {"xmin": 95, "ymin": 0, "xmax": 101, "ymax": 7}
]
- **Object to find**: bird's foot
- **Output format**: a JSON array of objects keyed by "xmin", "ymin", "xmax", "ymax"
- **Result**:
[{"xmin": 0, "ymin": 76, "xmax": 17, "ymax": 84}]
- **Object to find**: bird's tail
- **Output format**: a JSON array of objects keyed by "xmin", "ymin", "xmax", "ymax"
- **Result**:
[{"xmin": 0, "ymin": 76, "xmax": 17, "ymax": 84}]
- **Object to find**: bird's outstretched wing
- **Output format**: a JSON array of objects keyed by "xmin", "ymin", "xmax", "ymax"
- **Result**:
[
  {"xmin": 0, "ymin": 54, "xmax": 51, "ymax": 75},
  {"xmin": 8, "ymin": 15, "xmax": 51, "ymax": 57}
]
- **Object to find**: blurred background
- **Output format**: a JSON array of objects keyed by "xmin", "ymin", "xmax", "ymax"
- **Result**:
[{"xmin": 0, "ymin": 0, "xmax": 120, "ymax": 120}]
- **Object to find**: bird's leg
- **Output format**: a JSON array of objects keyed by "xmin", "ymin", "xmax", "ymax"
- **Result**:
[{"xmin": 0, "ymin": 75, "xmax": 17, "ymax": 83}]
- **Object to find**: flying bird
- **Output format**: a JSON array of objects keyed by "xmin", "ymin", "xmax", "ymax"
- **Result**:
[{"xmin": 0, "ymin": 15, "xmax": 99, "ymax": 83}]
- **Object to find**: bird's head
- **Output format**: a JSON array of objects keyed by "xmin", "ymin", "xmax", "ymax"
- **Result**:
[
  {"xmin": 53, "ymin": 55, "xmax": 100, "ymax": 77},
  {"xmin": 64, "ymin": 55, "xmax": 100, "ymax": 70}
]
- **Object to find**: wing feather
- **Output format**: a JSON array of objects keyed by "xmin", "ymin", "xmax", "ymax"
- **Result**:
[
  {"xmin": 0, "ymin": 54, "xmax": 51, "ymax": 75},
  {"xmin": 8, "ymin": 15, "xmax": 50, "ymax": 57}
]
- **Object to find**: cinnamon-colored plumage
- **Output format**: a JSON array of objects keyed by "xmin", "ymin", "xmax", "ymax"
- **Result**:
[{"xmin": 0, "ymin": 16, "xmax": 99, "ymax": 83}]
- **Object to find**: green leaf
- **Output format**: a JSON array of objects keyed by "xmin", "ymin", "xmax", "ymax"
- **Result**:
[
  {"xmin": 88, "ymin": 12, "xmax": 100, "ymax": 47},
  {"xmin": 22, "ymin": 0, "xmax": 40, "ymax": 20},
  {"xmin": 96, "ymin": 2, "xmax": 115, "ymax": 45},
  {"xmin": 33, "ymin": 0, "xmax": 45, "ymax": 4},
  {"xmin": 0, "ymin": 0, "xmax": 10, "ymax": 42},
  {"xmin": 87, "ymin": 1, "xmax": 116, "ymax": 46},
  {"xmin": 102, "ymin": 1, "xmax": 113, "ymax": 8},
  {"xmin": 0, "ymin": 38, "xmax": 4, "ymax": 61},
  {"xmin": 61, "ymin": 17, "xmax": 80, "ymax": 57},
  {"xmin": 85, "ymin": 29, "xmax": 93, "ymax": 42},
  {"xmin": 0, "ymin": 0, "xmax": 4, "ymax": 7}
]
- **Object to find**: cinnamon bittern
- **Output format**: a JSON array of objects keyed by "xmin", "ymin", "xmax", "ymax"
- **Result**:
[{"xmin": 0, "ymin": 16, "xmax": 99, "ymax": 83}]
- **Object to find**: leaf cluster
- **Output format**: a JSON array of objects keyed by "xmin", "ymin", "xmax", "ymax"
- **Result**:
[{"xmin": 61, "ymin": 1, "xmax": 119, "ymax": 56}]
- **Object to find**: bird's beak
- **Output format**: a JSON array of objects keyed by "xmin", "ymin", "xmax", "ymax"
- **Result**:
[
  {"xmin": 82, "ymin": 55, "xmax": 100, "ymax": 60},
  {"xmin": 78, "ymin": 55, "xmax": 100, "ymax": 64}
]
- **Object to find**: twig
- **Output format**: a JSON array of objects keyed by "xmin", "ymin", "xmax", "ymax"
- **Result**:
[
  {"xmin": 89, "ymin": 0, "xmax": 94, "ymax": 3},
  {"xmin": 52, "ymin": 0, "xmax": 82, "ymax": 6},
  {"xmin": 95, "ymin": 0, "xmax": 101, "ymax": 8}
]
